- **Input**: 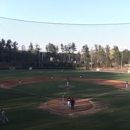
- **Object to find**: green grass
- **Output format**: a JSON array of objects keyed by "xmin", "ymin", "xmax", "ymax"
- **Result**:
[
  {"xmin": 1, "ymin": 69, "xmax": 130, "ymax": 130},
  {"xmin": 0, "ymin": 69, "xmax": 130, "ymax": 81}
]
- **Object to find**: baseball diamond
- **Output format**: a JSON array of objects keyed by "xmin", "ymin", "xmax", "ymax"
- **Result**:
[{"xmin": 0, "ymin": 77, "xmax": 127, "ymax": 117}]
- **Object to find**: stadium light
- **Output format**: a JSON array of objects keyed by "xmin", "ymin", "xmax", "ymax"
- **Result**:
[
  {"xmin": 39, "ymin": 48, "xmax": 43, "ymax": 67},
  {"xmin": 121, "ymin": 50, "xmax": 123, "ymax": 70},
  {"xmin": 120, "ymin": 47, "xmax": 125, "ymax": 70},
  {"xmin": 90, "ymin": 47, "xmax": 96, "ymax": 69},
  {"xmin": 90, "ymin": 47, "xmax": 93, "ymax": 69}
]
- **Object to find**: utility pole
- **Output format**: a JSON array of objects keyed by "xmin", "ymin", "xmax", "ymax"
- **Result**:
[
  {"xmin": 121, "ymin": 50, "xmax": 123, "ymax": 70},
  {"xmin": 42, "ymin": 52, "xmax": 43, "ymax": 61},
  {"xmin": 91, "ymin": 47, "xmax": 93, "ymax": 69},
  {"xmin": 39, "ymin": 50, "xmax": 40, "ymax": 67}
]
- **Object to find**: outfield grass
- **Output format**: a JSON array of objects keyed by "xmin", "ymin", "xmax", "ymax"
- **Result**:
[
  {"xmin": 1, "ymin": 70, "xmax": 130, "ymax": 130},
  {"xmin": 0, "ymin": 69, "xmax": 130, "ymax": 81}
]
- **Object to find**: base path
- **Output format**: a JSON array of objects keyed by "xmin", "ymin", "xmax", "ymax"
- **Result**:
[{"xmin": 0, "ymin": 77, "xmax": 127, "ymax": 89}]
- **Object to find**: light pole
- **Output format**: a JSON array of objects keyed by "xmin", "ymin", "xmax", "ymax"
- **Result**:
[
  {"xmin": 39, "ymin": 48, "xmax": 43, "ymax": 67},
  {"xmin": 121, "ymin": 50, "xmax": 123, "ymax": 70},
  {"xmin": 91, "ymin": 47, "xmax": 93, "ymax": 69},
  {"xmin": 105, "ymin": 50, "xmax": 107, "ymax": 69},
  {"xmin": 91, "ymin": 54, "xmax": 92, "ymax": 69},
  {"xmin": 120, "ymin": 47, "xmax": 124, "ymax": 70},
  {"xmin": 37, "ymin": 47, "xmax": 41, "ymax": 67},
  {"xmin": 42, "ymin": 51, "xmax": 43, "ymax": 62}
]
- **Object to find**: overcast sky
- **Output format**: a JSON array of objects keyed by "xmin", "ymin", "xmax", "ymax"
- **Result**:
[{"xmin": 0, "ymin": 0, "xmax": 130, "ymax": 52}]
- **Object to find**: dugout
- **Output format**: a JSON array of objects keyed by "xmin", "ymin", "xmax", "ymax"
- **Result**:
[{"xmin": 128, "ymin": 67, "xmax": 130, "ymax": 73}]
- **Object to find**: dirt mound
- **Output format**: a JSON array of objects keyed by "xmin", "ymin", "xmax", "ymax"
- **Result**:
[{"xmin": 38, "ymin": 98, "xmax": 108, "ymax": 117}]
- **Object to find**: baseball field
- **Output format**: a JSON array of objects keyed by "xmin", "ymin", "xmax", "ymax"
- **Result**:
[{"xmin": 1, "ymin": 69, "xmax": 130, "ymax": 130}]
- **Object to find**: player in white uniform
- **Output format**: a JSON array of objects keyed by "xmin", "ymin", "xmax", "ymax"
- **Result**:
[
  {"xmin": 126, "ymin": 81, "xmax": 129, "ymax": 88},
  {"xmin": 67, "ymin": 97, "xmax": 71, "ymax": 108},
  {"xmin": 66, "ymin": 77, "xmax": 69, "ymax": 86},
  {"xmin": 19, "ymin": 79, "xmax": 21, "ymax": 85},
  {"xmin": 62, "ymin": 93, "xmax": 66, "ymax": 105},
  {"xmin": 67, "ymin": 81, "xmax": 69, "ymax": 86}
]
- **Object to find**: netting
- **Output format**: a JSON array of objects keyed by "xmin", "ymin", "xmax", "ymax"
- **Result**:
[{"xmin": 0, "ymin": 17, "xmax": 130, "ymax": 51}]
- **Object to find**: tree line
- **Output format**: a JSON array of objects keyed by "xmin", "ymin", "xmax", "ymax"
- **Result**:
[{"xmin": 0, "ymin": 38, "xmax": 130, "ymax": 69}]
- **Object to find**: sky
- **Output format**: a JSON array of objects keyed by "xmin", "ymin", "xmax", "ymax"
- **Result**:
[{"xmin": 0, "ymin": 0, "xmax": 130, "ymax": 52}]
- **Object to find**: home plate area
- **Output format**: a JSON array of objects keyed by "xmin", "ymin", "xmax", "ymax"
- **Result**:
[{"xmin": 43, "ymin": 98, "xmax": 108, "ymax": 116}]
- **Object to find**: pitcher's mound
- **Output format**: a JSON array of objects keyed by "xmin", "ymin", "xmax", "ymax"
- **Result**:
[
  {"xmin": 58, "ymin": 85, "xmax": 75, "ymax": 89},
  {"xmin": 38, "ymin": 98, "xmax": 108, "ymax": 117}
]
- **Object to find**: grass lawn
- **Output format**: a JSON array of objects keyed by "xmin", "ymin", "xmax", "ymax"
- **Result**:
[{"xmin": 1, "ymin": 69, "xmax": 130, "ymax": 130}]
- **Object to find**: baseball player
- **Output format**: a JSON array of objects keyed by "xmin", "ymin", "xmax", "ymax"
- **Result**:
[
  {"xmin": 67, "ymin": 77, "xmax": 69, "ymax": 86},
  {"xmin": 67, "ymin": 81, "xmax": 69, "ymax": 86},
  {"xmin": 19, "ymin": 79, "xmax": 21, "ymax": 85},
  {"xmin": 1, "ymin": 109, "xmax": 6, "ymax": 124},
  {"xmin": 67, "ymin": 97, "xmax": 71, "ymax": 108},
  {"xmin": 62, "ymin": 93, "xmax": 66, "ymax": 105},
  {"xmin": 71, "ymin": 98, "xmax": 75, "ymax": 110},
  {"xmin": 126, "ymin": 81, "xmax": 129, "ymax": 88}
]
